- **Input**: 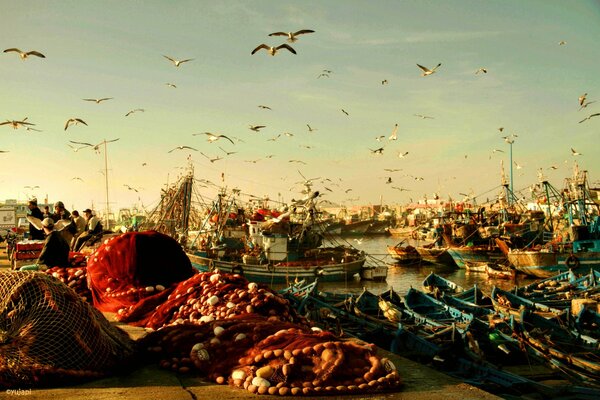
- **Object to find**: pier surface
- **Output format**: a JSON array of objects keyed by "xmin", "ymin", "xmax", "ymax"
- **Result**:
[{"xmin": 0, "ymin": 243, "xmax": 498, "ymax": 400}]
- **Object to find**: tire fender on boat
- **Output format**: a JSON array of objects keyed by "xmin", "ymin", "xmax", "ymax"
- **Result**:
[
  {"xmin": 232, "ymin": 265, "xmax": 244, "ymax": 275},
  {"xmin": 565, "ymin": 254, "xmax": 580, "ymax": 269},
  {"xmin": 314, "ymin": 266, "xmax": 324, "ymax": 277}
]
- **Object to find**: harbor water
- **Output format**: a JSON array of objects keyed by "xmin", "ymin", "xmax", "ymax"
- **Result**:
[{"xmin": 274, "ymin": 235, "xmax": 538, "ymax": 295}]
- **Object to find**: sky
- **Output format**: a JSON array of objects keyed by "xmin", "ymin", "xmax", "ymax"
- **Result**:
[{"xmin": 1, "ymin": 0, "xmax": 599, "ymax": 216}]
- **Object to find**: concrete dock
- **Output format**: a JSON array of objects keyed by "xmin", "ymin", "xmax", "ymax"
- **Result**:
[{"xmin": 0, "ymin": 242, "xmax": 499, "ymax": 400}]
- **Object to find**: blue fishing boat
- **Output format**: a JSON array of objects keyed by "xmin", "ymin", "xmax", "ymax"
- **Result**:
[
  {"xmin": 490, "ymin": 286, "xmax": 564, "ymax": 320},
  {"xmin": 422, "ymin": 271, "xmax": 465, "ymax": 295}
]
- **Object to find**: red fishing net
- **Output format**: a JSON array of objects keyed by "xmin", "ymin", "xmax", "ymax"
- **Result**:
[
  {"xmin": 140, "ymin": 316, "xmax": 402, "ymax": 395},
  {"xmin": 86, "ymin": 231, "xmax": 196, "ymax": 316},
  {"xmin": 44, "ymin": 266, "xmax": 91, "ymax": 302},
  {"xmin": 0, "ymin": 271, "xmax": 135, "ymax": 388}
]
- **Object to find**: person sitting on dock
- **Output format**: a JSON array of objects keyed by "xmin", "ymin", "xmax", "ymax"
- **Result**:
[
  {"xmin": 69, "ymin": 210, "xmax": 87, "ymax": 250},
  {"xmin": 73, "ymin": 209, "xmax": 103, "ymax": 252},
  {"xmin": 20, "ymin": 218, "xmax": 70, "ymax": 271},
  {"xmin": 27, "ymin": 198, "xmax": 45, "ymax": 240}
]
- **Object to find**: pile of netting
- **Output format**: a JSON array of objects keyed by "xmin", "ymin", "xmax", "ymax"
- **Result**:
[
  {"xmin": 0, "ymin": 271, "xmax": 136, "ymax": 388},
  {"xmin": 86, "ymin": 231, "xmax": 196, "ymax": 317},
  {"xmin": 125, "ymin": 271, "xmax": 304, "ymax": 329},
  {"xmin": 44, "ymin": 265, "xmax": 90, "ymax": 302},
  {"xmin": 140, "ymin": 315, "xmax": 402, "ymax": 395}
]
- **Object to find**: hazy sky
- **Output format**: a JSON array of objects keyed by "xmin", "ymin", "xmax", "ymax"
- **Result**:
[{"xmin": 1, "ymin": 0, "xmax": 599, "ymax": 215}]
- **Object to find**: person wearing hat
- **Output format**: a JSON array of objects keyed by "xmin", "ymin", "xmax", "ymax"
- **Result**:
[
  {"xmin": 27, "ymin": 198, "xmax": 45, "ymax": 240},
  {"xmin": 69, "ymin": 210, "xmax": 87, "ymax": 250},
  {"xmin": 51, "ymin": 200, "xmax": 73, "ymax": 243},
  {"xmin": 20, "ymin": 217, "xmax": 70, "ymax": 271},
  {"xmin": 73, "ymin": 209, "xmax": 103, "ymax": 251}
]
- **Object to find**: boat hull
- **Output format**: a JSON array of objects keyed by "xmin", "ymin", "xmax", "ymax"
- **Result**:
[
  {"xmin": 508, "ymin": 250, "xmax": 600, "ymax": 278},
  {"xmin": 447, "ymin": 246, "xmax": 505, "ymax": 269},
  {"xmin": 186, "ymin": 252, "xmax": 366, "ymax": 284},
  {"xmin": 416, "ymin": 246, "xmax": 457, "ymax": 266}
]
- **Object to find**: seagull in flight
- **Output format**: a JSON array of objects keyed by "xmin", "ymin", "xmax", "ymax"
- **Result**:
[
  {"xmin": 3, "ymin": 48, "xmax": 45, "ymax": 59},
  {"xmin": 69, "ymin": 140, "xmax": 93, "ymax": 148},
  {"xmin": 251, "ymin": 44, "xmax": 296, "ymax": 56},
  {"xmin": 375, "ymin": 135, "xmax": 385, "ymax": 142},
  {"xmin": 0, "ymin": 118, "xmax": 35, "ymax": 129},
  {"xmin": 219, "ymin": 146, "xmax": 237, "ymax": 156},
  {"xmin": 398, "ymin": 151, "xmax": 409, "ymax": 158},
  {"xmin": 268, "ymin": 29, "xmax": 314, "ymax": 43},
  {"xmin": 341, "ymin": 109, "xmax": 349, "ymax": 116},
  {"xmin": 414, "ymin": 114, "xmax": 434, "ymax": 119},
  {"xmin": 165, "ymin": 83, "xmax": 177, "ymax": 88},
  {"xmin": 475, "ymin": 68, "xmax": 488, "ymax": 74},
  {"xmin": 163, "ymin": 55, "xmax": 193, "ymax": 67},
  {"xmin": 249, "ymin": 125, "xmax": 266, "ymax": 132},
  {"xmin": 579, "ymin": 101, "xmax": 596, "ymax": 111},
  {"xmin": 571, "ymin": 148, "xmax": 582, "ymax": 156},
  {"xmin": 389, "ymin": 123, "xmax": 398, "ymax": 140},
  {"xmin": 392, "ymin": 186, "xmax": 410, "ymax": 191},
  {"xmin": 24, "ymin": 185, "xmax": 40, "ymax": 190},
  {"xmin": 125, "ymin": 108, "xmax": 145, "ymax": 117},
  {"xmin": 123, "ymin": 184, "xmax": 138, "ymax": 192},
  {"xmin": 258, "ymin": 105, "xmax": 272, "ymax": 110},
  {"xmin": 417, "ymin": 63, "xmax": 441, "ymax": 76},
  {"xmin": 578, "ymin": 93, "xmax": 587, "ymax": 106},
  {"xmin": 514, "ymin": 161, "xmax": 524, "ymax": 170},
  {"xmin": 72, "ymin": 177, "xmax": 84, "ymax": 182},
  {"xmin": 194, "ymin": 132, "xmax": 235, "ymax": 144},
  {"xmin": 578, "ymin": 113, "xmax": 600, "ymax": 123},
  {"xmin": 288, "ymin": 159, "xmax": 307, "ymax": 165},
  {"xmin": 64, "ymin": 118, "xmax": 87, "ymax": 131},
  {"xmin": 83, "ymin": 97, "xmax": 113, "ymax": 103},
  {"xmin": 317, "ymin": 72, "xmax": 330, "ymax": 78},
  {"xmin": 168, "ymin": 145, "xmax": 197, "ymax": 153},
  {"xmin": 558, "ymin": 40, "xmax": 567, "ymax": 46},
  {"xmin": 284, "ymin": 132, "xmax": 294, "ymax": 137},
  {"xmin": 381, "ymin": 79, "xmax": 388, "ymax": 85},
  {"xmin": 492, "ymin": 149, "xmax": 505, "ymax": 153},
  {"xmin": 384, "ymin": 168, "xmax": 402, "ymax": 172},
  {"xmin": 370, "ymin": 147, "xmax": 384, "ymax": 155},
  {"xmin": 307, "ymin": 124, "xmax": 317, "ymax": 132}
]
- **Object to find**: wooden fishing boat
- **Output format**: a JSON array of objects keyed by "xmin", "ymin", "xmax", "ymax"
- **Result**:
[
  {"xmin": 386, "ymin": 239, "xmax": 420, "ymax": 263},
  {"xmin": 403, "ymin": 287, "xmax": 473, "ymax": 326},
  {"xmin": 464, "ymin": 261, "xmax": 487, "ymax": 273},
  {"xmin": 446, "ymin": 245, "xmax": 506, "ymax": 269},
  {"xmin": 490, "ymin": 286, "xmax": 565, "ymax": 320},
  {"xmin": 415, "ymin": 243, "xmax": 457, "ymax": 266},
  {"xmin": 422, "ymin": 272, "xmax": 465, "ymax": 295},
  {"xmin": 516, "ymin": 310, "xmax": 600, "ymax": 387},
  {"xmin": 485, "ymin": 263, "xmax": 516, "ymax": 280}
]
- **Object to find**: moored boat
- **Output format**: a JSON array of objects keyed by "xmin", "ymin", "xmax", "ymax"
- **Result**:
[
  {"xmin": 415, "ymin": 243, "xmax": 457, "ymax": 266},
  {"xmin": 387, "ymin": 239, "xmax": 421, "ymax": 263}
]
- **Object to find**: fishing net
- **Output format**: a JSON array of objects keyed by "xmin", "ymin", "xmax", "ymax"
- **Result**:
[
  {"xmin": 44, "ymin": 265, "xmax": 91, "ymax": 302},
  {"xmin": 140, "ymin": 316, "xmax": 402, "ymax": 395},
  {"xmin": 0, "ymin": 271, "xmax": 135, "ymax": 388},
  {"xmin": 86, "ymin": 230, "xmax": 196, "ymax": 316},
  {"xmin": 126, "ymin": 270, "xmax": 304, "ymax": 329}
]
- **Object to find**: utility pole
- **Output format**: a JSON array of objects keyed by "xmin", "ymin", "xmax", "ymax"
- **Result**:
[{"xmin": 88, "ymin": 138, "xmax": 120, "ymax": 229}]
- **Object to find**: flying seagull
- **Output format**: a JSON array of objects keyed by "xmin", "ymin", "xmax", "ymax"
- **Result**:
[
  {"xmin": 125, "ymin": 108, "xmax": 145, "ymax": 117},
  {"xmin": 288, "ymin": 159, "xmax": 307, "ymax": 164},
  {"xmin": 219, "ymin": 146, "xmax": 237, "ymax": 156},
  {"xmin": 571, "ymin": 148, "xmax": 582, "ymax": 156},
  {"xmin": 123, "ymin": 184, "xmax": 138, "ymax": 192},
  {"xmin": 370, "ymin": 147, "xmax": 384, "ymax": 155},
  {"xmin": 268, "ymin": 29, "xmax": 314, "ymax": 43},
  {"xmin": 251, "ymin": 44, "xmax": 296, "ymax": 56},
  {"xmin": 3, "ymin": 48, "xmax": 45, "ymax": 59},
  {"xmin": 68, "ymin": 144, "xmax": 89, "ymax": 152},
  {"xmin": 83, "ymin": 97, "xmax": 113, "ymax": 103},
  {"xmin": 417, "ymin": 63, "xmax": 441, "ymax": 76},
  {"xmin": 398, "ymin": 151, "xmax": 409, "ymax": 158},
  {"xmin": 195, "ymin": 132, "xmax": 235, "ymax": 144},
  {"xmin": 389, "ymin": 123, "xmax": 398, "ymax": 140},
  {"xmin": 168, "ymin": 145, "xmax": 197, "ymax": 153},
  {"xmin": 341, "ymin": 109, "xmax": 349, "ymax": 116},
  {"xmin": 163, "ymin": 55, "xmax": 193, "ymax": 67},
  {"xmin": 579, "ymin": 101, "xmax": 596, "ymax": 111},
  {"xmin": 307, "ymin": 124, "xmax": 317, "ymax": 132},
  {"xmin": 475, "ymin": 68, "xmax": 488, "ymax": 74},
  {"xmin": 258, "ymin": 105, "xmax": 272, "ymax": 110},
  {"xmin": 72, "ymin": 177, "xmax": 84, "ymax": 182},
  {"xmin": 558, "ymin": 40, "xmax": 567, "ymax": 46},
  {"xmin": 64, "ymin": 118, "xmax": 87, "ymax": 131},
  {"xmin": 0, "ymin": 118, "xmax": 35, "ymax": 129},
  {"xmin": 249, "ymin": 125, "xmax": 266, "ymax": 132},
  {"xmin": 414, "ymin": 114, "xmax": 434, "ymax": 119},
  {"xmin": 381, "ymin": 79, "xmax": 388, "ymax": 85},
  {"xmin": 165, "ymin": 83, "xmax": 177, "ymax": 88},
  {"xmin": 579, "ymin": 93, "xmax": 587, "ymax": 106},
  {"xmin": 69, "ymin": 140, "xmax": 94, "ymax": 148},
  {"xmin": 578, "ymin": 113, "xmax": 600, "ymax": 123}
]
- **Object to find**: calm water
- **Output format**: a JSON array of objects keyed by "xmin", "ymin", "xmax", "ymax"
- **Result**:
[{"xmin": 287, "ymin": 235, "xmax": 538, "ymax": 296}]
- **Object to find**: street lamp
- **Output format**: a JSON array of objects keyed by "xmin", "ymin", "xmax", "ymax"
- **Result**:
[{"xmin": 503, "ymin": 135, "xmax": 516, "ymax": 205}]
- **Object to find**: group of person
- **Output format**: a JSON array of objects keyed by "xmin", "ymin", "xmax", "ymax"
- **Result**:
[{"xmin": 23, "ymin": 199, "xmax": 103, "ymax": 270}]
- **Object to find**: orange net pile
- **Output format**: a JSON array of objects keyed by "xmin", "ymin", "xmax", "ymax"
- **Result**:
[
  {"xmin": 140, "ymin": 316, "xmax": 402, "ymax": 395},
  {"xmin": 0, "ymin": 271, "xmax": 135, "ymax": 388},
  {"xmin": 44, "ymin": 266, "xmax": 91, "ymax": 302}
]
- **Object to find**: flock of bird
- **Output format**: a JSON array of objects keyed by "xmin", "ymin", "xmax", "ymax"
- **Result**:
[{"xmin": 1, "ymin": 30, "xmax": 597, "ymax": 204}]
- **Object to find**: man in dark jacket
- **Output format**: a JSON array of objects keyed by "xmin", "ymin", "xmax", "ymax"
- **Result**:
[
  {"xmin": 27, "ymin": 198, "xmax": 45, "ymax": 240},
  {"xmin": 37, "ymin": 217, "xmax": 70, "ymax": 269}
]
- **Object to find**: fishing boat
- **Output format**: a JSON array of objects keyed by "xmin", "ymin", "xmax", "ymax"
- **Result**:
[
  {"xmin": 386, "ymin": 239, "xmax": 420, "ymax": 263},
  {"xmin": 422, "ymin": 272, "xmax": 465, "ymax": 295},
  {"xmin": 485, "ymin": 263, "xmax": 516, "ymax": 280},
  {"xmin": 490, "ymin": 286, "xmax": 564, "ymax": 320},
  {"xmin": 415, "ymin": 243, "xmax": 457, "ymax": 266},
  {"xmin": 446, "ymin": 245, "xmax": 506, "ymax": 269}
]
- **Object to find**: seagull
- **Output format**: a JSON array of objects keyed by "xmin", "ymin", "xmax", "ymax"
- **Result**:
[
  {"xmin": 475, "ymin": 68, "xmax": 488, "ymax": 74},
  {"xmin": 578, "ymin": 113, "xmax": 600, "ymax": 123},
  {"xmin": 548, "ymin": 165, "xmax": 559, "ymax": 170},
  {"xmin": 392, "ymin": 186, "xmax": 410, "ymax": 191},
  {"xmin": 370, "ymin": 147, "xmax": 384, "ymax": 155},
  {"xmin": 345, "ymin": 188, "xmax": 353, "ymax": 193},
  {"xmin": 142, "ymin": 162, "xmax": 148, "ymax": 166},
  {"xmin": 375, "ymin": 135, "xmax": 385, "ymax": 142},
  {"xmin": 307, "ymin": 124, "xmax": 317, "ymax": 132},
  {"xmin": 24, "ymin": 185, "xmax": 40, "ymax": 190},
  {"xmin": 414, "ymin": 114, "xmax": 434, "ymax": 119},
  {"xmin": 571, "ymin": 148, "xmax": 582, "ymax": 156},
  {"xmin": 125, "ymin": 108, "xmax": 145, "ymax": 117},
  {"xmin": 353, "ymin": 238, "xmax": 363, "ymax": 245},
  {"xmin": 382, "ymin": 79, "xmax": 388, "ymax": 85},
  {"xmin": 245, "ymin": 159, "xmax": 262, "ymax": 163},
  {"xmin": 265, "ymin": 154, "xmax": 275, "ymax": 158},
  {"xmin": 385, "ymin": 177, "xmax": 392, "ymax": 184},
  {"xmin": 579, "ymin": 100, "xmax": 596, "ymax": 111},
  {"xmin": 417, "ymin": 63, "xmax": 441, "ymax": 76},
  {"xmin": 83, "ymin": 97, "xmax": 113, "ymax": 103},
  {"xmin": 267, "ymin": 134, "xmax": 281, "ymax": 142},
  {"xmin": 492, "ymin": 149, "xmax": 504, "ymax": 153},
  {"xmin": 3, "ymin": 48, "xmax": 45, "ymax": 59},
  {"xmin": 0, "ymin": 119, "xmax": 35, "ymax": 129},
  {"xmin": 69, "ymin": 140, "xmax": 93, "ymax": 148},
  {"xmin": 317, "ymin": 72, "xmax": 330, "ymax": 78},
  {"xmin": 251, "ymin": 44, "xmax": 296, "ymax": 56},
  {"xmin": 514, "ymin": 161, "xmax": 524, "ymax": 170},
  {"xmin": 194, "ymin": 132, "xmax": 235, "ymax": 144},
  {"xmin": 398, "ymin": 151, "xmax": 409, "ymax": 158},
  {"xmin": 268, "ymin": 29, "xmax": 314, "ymax": 43},
  {"xmin": 72, "ymin": 177, "xmax": 84, "ymax": 182},
  {"xmin": 579, "ymin": 93, "xmax": 587, "ymax": 106},
  {"xmin": 168, "ymin": 145, "xmax": 197, "ymax": 153},
  {"xmin": 258, "ymin": 105, "xmax": 272, "ymax": 110},
  {"xmin": 341, "ymin": 109, "xmax": 349, "ymax": 116},
  {"xmin": 284, "ymin": 132, "xmax": 294, "ymax": 137},
  {"xmin": 384, "ymin": 168, "xmax": 402, "ymax": 172},
  {"xmin": 163, "ymin": 55, "xmax": 193, "ymax": 67},
  {"xmin": 64, "ymin": 118, "xmax": 87, "ymax": 131},
  {"xmin": 558, "ymin": 40, "xmax": 567, "ymax": 45},
  {"xmin": 389, "ymin": 123, "xmax": 398, "ymax": 140},
  {"xmin": 165, "ymin": 83, "xmax": 177, "ymax": 88},
  {"xmin": 288, "ymin": 160, "xmax": 307, "ymax": 164},
  {"xmin": 123, "ymin": 184, "xmax": 138, "ymax": 192},
  {"xmin": 249, "ymin": 125, "xmax": 266, "ymax": 132},
  {"xmin": 498, "ymin": 127, "xmax": 504, "ymax": 132}
]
